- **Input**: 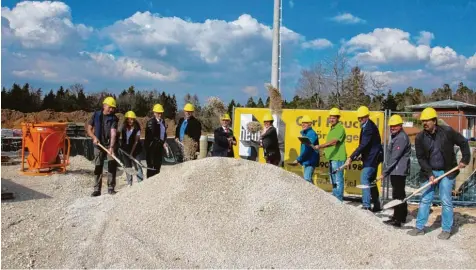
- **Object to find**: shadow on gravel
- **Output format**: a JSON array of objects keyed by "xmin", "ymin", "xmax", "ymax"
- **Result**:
[
  {"xmin": 425, "ymin": 212, "xmax": 476, "ymax": 235},
  {"xmin": 1, "ymin": 178, "xmax": 52, "ymax": 202}
]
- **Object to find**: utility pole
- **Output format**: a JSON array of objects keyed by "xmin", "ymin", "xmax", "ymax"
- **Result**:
[{"xmin": 271, "ymin": 0, "xmax": 281, "ymax": 91}]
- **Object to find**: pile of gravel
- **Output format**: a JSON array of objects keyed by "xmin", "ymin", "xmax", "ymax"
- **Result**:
[{"xmin": 38, "ymin": 157, "xmax": 474, "ymax": 268}]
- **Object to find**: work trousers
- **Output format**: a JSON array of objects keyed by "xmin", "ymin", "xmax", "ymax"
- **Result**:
[
  {"xmin": 265, "ymin": 153, "xmax": 281, "ymax": 166},
  {"xmin": 361, "ymin": 167, "xmax": 380, "ymax": 209},
  {"xmin": 146, "ymin": 144, "xmax": 164, "ymax": 178},
  {"xmin": 93, "ymin": 147, "xmax": 117, "ymax": 192},
  {"xmin": 212, "ymin": 150, "xmax": 233, "ymax": 158},
  {"xmin": 121, "ymin": 151, "xmax": 144, "ymax": 185},
  {"xmin": 330, "ymin": 160, "xmax": 345, "ymax": 201},
  {"xmin": 390, "ymin": 175, "xmax": 408, "ymax": 223},
  {"xmin": 303, "ymin": 165, "xmax": 316, "ymax": 184},
  {"xmin": 416, "ymin": 170, "xmax": 455, "ymax": 232}
]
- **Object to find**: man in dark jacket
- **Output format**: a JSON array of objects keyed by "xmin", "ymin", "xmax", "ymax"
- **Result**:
[
  {"xmin": 212, "ymin": 114, "xmax": 236, "ymax": 157},
  {"xmin": 86, "ymin": 96, "xmax": 119, "ymax": 196},
  {"xmin": 175, "ymin": 103, "xmax": 202, "ymax": 159},
  {"xmin": 408, "ymin": 107, "xmax": 470, "ymax": 240},
  {"xmin": 260, "ymin": 113, "xmax": 281, "ymax": 166},
  {"xmin": 345, "ymin": 106, "xmax": 383, "ymax": 212},
  {"xmin": 377, "ymin": 115, "xmax": 411, "ymax": 227},
  {"xmin": 145, "ymin": 104, "xmax": 168, "ymax": 178}
]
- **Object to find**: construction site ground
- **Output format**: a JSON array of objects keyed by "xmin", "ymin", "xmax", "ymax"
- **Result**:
[{"xmin": 1, "ymin": 155, "xmax": 475, "ymax": 268}]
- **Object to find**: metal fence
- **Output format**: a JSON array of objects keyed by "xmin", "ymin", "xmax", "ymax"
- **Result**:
[{"xmin": 383, "ymin": 111, "xmax": 476, "ymax": 206}]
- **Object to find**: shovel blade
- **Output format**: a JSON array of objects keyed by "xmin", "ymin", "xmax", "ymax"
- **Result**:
[
  {"xmin": 356, "ymin": 184, "xmax": 375, "ymax": 189},
  {"xmin": 383, "ymin": 199, "xmax": 404, "ymax": 210}
]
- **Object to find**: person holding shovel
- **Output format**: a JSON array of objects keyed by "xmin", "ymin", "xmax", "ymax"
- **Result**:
[
  {"xmin": 408, "ymin": 107, "xmax": 470, "ymax": 240},
  {"xmin": 145, "ymin": 104, "xmax": 169, "ymax": 178},
  {"xmin": 118, "ymin": 111, "xmax": 144, "ymax": 186},
  {"xmin": 376, "ymin": 115, "xmax": 411, "ymax": 227},
  {"xmin": 212, "ymin": 113, "xmax": 236, "ymax": 157},
  {"xmin": 314, "ymin": 108, "xmax": 346, "ymax": 201},
  {"xmin": 87, "ymin": 96, "xmax": 119, "ymax": 196},
  {"xmin": 175, "ymin": 103, "xmax": 202, "ymax": 160},
  {"xmin": 260, "ymin": 113, "xmax": 281, "ymax": 166},
  {"xmin": 344, "ymin": 106, "xmax": 383, "ymax": 212},
  {"xmin": 289, "ymin": 115, "xmax": 319, "ymax": 184}
]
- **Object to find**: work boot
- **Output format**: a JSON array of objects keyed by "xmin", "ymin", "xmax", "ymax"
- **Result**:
[
  {"xmin": 371, "ymin": 207, "xmax": 382, "ymax": 213},
  {"xmin": 108, "ymin": 190, "xmax": 117, "ymax": 195},
  {"xmin": 390, "ymin": 220, "xmax": 402, "ymax": 228},
  {"xmin": 407, "ymin": 228, "xmax": 425, "ymax": 236},
  {"xmin": 91, "ymin": 191, "xmax": 101, "ymax": 197},
  {"xmin": 437, "ymin": 231, "xmax": 451, "ymax": 240},
  {"xmin": 362, "ymin": 206, "xmax": 372, "ymax": 211}
]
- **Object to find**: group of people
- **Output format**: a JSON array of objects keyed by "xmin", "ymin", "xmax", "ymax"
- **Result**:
[
  {"xmin": 86, "ymin": 97, "xmax": 202, "ymax": 194},
  {"xmin": 287, "ymin": 105, "xmax": 470, "ymax": 240},
  {"xmin": 86, "ymin": 97, "xmax": 471, "ymax": 240}
]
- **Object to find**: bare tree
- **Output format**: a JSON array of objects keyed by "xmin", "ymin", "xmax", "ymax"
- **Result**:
[
  {"xmin": 295, "ymin": 64, "xmax": 328, "ymax": 108},
  {"xmin": 324, "ymin": 52, "xmax": 349, "ymax": 108}
]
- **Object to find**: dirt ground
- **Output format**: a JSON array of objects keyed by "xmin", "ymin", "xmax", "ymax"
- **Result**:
[
  {"xmin": 2, "ymin": 155, "xmax": 475, "ymax": 268},
  {"xmin": 1, "ymin": 109, "xmax": 177, "ymax": 136}
]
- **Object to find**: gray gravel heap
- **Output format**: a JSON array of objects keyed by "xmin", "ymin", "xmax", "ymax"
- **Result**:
[{"xmin": 58, "ymin": 157, "xmax": 474, "ymax": 268}]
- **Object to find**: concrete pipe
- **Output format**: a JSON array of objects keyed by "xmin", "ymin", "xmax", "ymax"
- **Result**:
[{"xmin": 199, "ymin": 135, "xmax": 208, "ymax": 159}]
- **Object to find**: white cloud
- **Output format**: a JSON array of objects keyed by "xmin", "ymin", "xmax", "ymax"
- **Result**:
[
  {"xmin": 103, "ymin": 12, "xmax": 302, "ymax": 65},
  {"xmin": 331, "ymin": 13, "xmax": 366, "ymax": 24},
  {"xmin": 242, "ymin": 86, "xmax": 259, "ymax": 96},
  {"xmin": 302, "ymin": 38, "xmax": 333, "ymax": 49},
  {"xmin": 1, "ymin": 1, "xmax": 92, "ymax": 50},
  {"xmin": 367, "ymin": 69, "xmax": 432, "ymax": 85},
  {"xmin": 464, "ymin": 53, "xmax": 476, "ymax": 70},
  {"xmin": 343, "ymin": 28, "xmax": 469, "ymax": 72},
  {"xmin": 289, "ymin": 0, "xmax": 295, "ymax": 8},
  {"xmin": 416, "ymin": 31, "xmax": 435, "ymax": 46}
]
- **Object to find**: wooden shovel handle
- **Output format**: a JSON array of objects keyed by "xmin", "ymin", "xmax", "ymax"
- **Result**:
[
  {"xmin": 404, "ymin": 166, "xmax": 460, "ymax": 202},
  {"xmin": 96, "ymin": 143, "xmax": 125, "ymax": 167}
]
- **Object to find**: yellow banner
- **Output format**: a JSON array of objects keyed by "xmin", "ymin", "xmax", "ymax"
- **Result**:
[{"xmin": 232, "ymin": 108, "xmax": 385, "ymax": 195}]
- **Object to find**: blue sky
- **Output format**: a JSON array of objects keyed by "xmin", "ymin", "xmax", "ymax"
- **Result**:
[{"xmin": 2, "ymin": 0, "xmax": 476, "ymax": 105}]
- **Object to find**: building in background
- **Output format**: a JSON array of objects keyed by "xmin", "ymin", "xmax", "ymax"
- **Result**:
[{"xmin": 406, "ymin": 99, "xmax": 476, "ymax": 139}]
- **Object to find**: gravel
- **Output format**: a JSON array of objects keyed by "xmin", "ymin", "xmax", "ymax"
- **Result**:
[{"xmin": 2, "ymin": 156, "xmax": 476, "ymax": 268}]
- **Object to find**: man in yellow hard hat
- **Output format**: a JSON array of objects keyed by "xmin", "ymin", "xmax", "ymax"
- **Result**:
[
  {"xmin": 145, "ymin": 104, "xmax": 169, "ymax": 178},
  {"xmin": 86, "ymin": 96, "xmax": 119, "ymax": 196},
  {"xmin": 345, "ymin": 106, "xmax": 383, "ymax": 211},
  {"xmin": 118, "ymin": 110, "xmax": 144, "ymax": 186},
  {"xmin": 408, "ymin": 107, "xmax": 470, "ymax": 240},
  {"xmin": 376, "ymin": 114, "xmax": 411, "ymax": 227},
  {"xmin": 290, "ymin": 115, "xmax": 320, "ymax": 184},
  {"xmin": 314, "ymin": 108, "xmax": 347, "ymax": 201},
  {"xmin": 175, "ymin": 103, "xmax": 202, "ymax": 160},
  {"xmin": 260, "ymin": 113, "xmax": 281, "ymax": 166},
  {"xmin": 212, "ymin": 113, "xmax": 236, "ymax": 157}
]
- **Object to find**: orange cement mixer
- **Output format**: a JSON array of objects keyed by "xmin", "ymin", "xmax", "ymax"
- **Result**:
[{"xmin": 20, "ymin": 122, "xmax": 71, "ymax": 175}]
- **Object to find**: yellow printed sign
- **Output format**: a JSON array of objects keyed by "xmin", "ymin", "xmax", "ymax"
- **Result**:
[{"xmin": 232, "ymin": 108, "xmax": 385, "ymax": 196}]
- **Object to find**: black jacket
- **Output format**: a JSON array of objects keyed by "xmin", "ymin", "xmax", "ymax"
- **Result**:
[
  {"xmin": 350, "ymin": 119, "xmax": 383, "ymax": 168},
  {"xmin": 119, "ymin": 125, "xmax": 142, "ymax": 156},
  {"xmin": 415, "ymin": 125, "xmax": 470, "ymax": 179},
  {"xmin": 175, "ymin": 116, "xmax": 202, "ymax": 143},
  {"xmin": 212, "ymin": 126, "xmax": 236, "ymax": 157},
  {"xmin": 260, "ymin": 126, "xmax": 280, "ymax": 158},
  {"xmin": 145, "ymin": 118, "xmax": 167, "ymax": 151}
]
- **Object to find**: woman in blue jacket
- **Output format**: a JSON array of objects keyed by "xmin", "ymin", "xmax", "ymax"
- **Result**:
[{"xmin": 290, "ymin": 115, "xmax": 320, "ymax": 184}]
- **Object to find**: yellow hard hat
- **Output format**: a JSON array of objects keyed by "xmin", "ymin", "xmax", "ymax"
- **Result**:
[
  {"xmin": 221, "ymin": 113, "xmax": 231, "ymax": 121},
  {"xmin": 153, "ymin": 104, "xmax": 164, "ymax": 113},
  {"xmin": 124, "ymin": 111, "xmax": 136, "ymax": 119},
  {"xmin": 263, "ymin": 113, "xmax": 274, "ymax": 122},
  {"xmin": 356, "ymin": 106, "xmax": 370, "ymax": 118},
  {"xmin": 388, "ymin": 115, "xmax": 403, "ymax": 126},
  {"xmin": 420, "ymin": 107, "xmax": 438, "ymax": 121},
  {"xmin": 300, "ymin": 115, "xmax": 313, "ymax": 123},
  {"xmin": 184, "ymin": 103, "xmax": 195, "ymax": 112},
  {"xmin": 103, "ymin": 97, "xmax": 116, "ymax": 108},
  {"xmin": 329, "ymin": 108, "xmax": 341, "ymax": 116}
]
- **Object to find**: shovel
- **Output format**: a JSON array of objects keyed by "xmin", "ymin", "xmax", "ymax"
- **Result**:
[
  {"xmin": 331, "ymin": 164, "xmax": 347, "ymax": 174},
  {"xmin": 97, "ymin": 143, "xmax": 136, "ymax": 176},
  {"xmin": 118, "ymin": 148, "xmax": 157, "ymax": 171},
  {"xmin": 356, "ymin": 178, "xmax": 381, "ymax": 189},
  {"xmin": 382, "ymin": 166, "xmax": 460, "ymax": 210}
]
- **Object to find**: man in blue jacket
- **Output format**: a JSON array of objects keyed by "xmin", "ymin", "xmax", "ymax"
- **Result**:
[
  {"xmin": 290, "ymin": 115, "xmax": 319, "ymax": 184},
  {"xmin": 345, "ymin": 106, "xmax": 383, "ymax": 212}
]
